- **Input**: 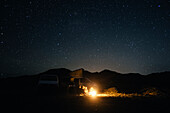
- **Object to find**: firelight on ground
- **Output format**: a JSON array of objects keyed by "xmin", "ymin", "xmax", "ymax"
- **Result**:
[{"xmin": 80, "ymin": 86, "xmax": 158, "ymax": 97}]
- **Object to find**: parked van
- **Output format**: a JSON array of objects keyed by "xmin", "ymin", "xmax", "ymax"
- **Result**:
[{"xmin": 37, "ymin": 74, "xmax": 59, "ymax": 95}]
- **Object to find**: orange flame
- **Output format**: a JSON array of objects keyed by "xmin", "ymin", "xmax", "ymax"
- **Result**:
[{"xmin": 81, "ymin": 86, "xmax": 97, "ymax": 96}]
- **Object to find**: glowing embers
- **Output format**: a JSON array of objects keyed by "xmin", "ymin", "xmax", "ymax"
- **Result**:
[{"xmin": 82, "ymin": 86, "xmax": 88, "ymax": 94}]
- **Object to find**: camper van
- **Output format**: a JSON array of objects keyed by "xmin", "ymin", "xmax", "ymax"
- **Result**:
[{"xmin": 37, "ymin": 74, "xmax": 59, "ymax": 95}]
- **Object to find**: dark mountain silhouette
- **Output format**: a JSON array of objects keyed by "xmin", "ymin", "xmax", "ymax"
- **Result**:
[
  {"xmin": 144, "ymin": 71, "xmax": 170, "ymax": 94},
  {"xmin": 83, "ymin": 70, "xmax": 145, "ymax": 93},
  {"xmin": 83, "ymin": 70, "xmax": 170, "ymax": 94},
  {"xmin": 40, "ymin": 68, "xmax": 71, "ymax": 77},
  {"xmin": 0, "ymin": 68, "xmax": 170, "ymax": 95}
]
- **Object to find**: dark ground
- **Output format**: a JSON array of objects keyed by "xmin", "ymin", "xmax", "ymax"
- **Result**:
[{"xmin": 1, "ymin": 92, "xmax": 170, "ymax": 113}]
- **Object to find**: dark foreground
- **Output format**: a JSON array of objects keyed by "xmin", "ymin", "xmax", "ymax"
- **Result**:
[{"xmin": 1, "ymin": 93, "xmax": 170, "ymax": 113}]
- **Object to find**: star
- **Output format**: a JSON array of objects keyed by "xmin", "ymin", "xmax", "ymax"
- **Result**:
[{"xmin": 58, "ymin": 33, "xmax": 62, "ymax": 36}]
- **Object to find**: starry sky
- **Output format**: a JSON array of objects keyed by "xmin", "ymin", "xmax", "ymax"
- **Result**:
[{"xmin": 0, "ymin": 0, "xmax": 170, "ymax": 76}]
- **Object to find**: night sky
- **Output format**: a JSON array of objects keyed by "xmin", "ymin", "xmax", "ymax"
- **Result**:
[{"xmin": 0, "ymin": 0, "xmax": 170, "ymax": 76}]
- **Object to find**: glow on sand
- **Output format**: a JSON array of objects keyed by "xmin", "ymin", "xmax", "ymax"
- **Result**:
[{"xmin": 80, "ymin": 86, "xmax": 143, "ymax": 97}]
